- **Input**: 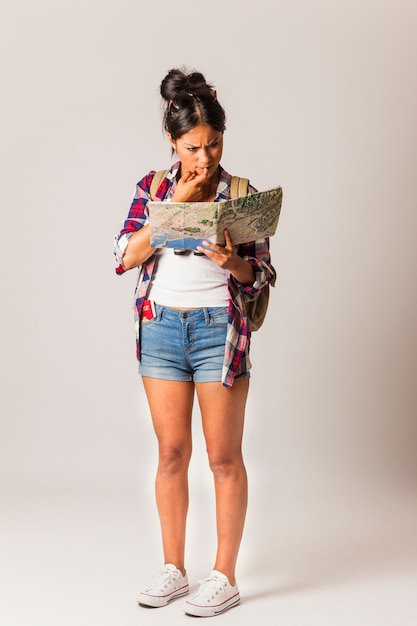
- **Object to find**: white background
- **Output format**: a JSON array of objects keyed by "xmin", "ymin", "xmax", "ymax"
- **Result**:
[{"xmin": 1, "ymin": 1, "xmax": 417, "ymax": 624}]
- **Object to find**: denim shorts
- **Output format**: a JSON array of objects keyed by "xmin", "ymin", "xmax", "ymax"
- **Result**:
[{"xmin": 139, "ymin": 304, "xmax": 249, "ymax": 383}]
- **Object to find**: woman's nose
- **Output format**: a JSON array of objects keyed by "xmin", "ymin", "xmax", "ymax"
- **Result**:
[{"xmin": 198, "ymin": 149, "xmax": 210, "ymax": 165}]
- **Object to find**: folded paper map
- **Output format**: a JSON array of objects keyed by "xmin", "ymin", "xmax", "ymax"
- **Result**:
[{"xmin": 148, "ymin": 186, "xmax": 282, "ymax": 250}]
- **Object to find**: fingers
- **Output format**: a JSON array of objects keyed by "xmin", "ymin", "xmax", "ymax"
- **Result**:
[
  {"xmin": 181, "ymin": 167, "xmax": 209, "ymax": 182},
  {"xmin": 197, "ymin": 242, "xmax": 235, "ymax": 271},
  {"xmin": 173, "ymin": 169, "xmax": 212, "ymax": 204},
  {"xmin": 181, "ymin": 169, "xmax": 197, "ymax": 182},
  {"xmin": 198, "ymin": 230, "xmax": 234, "ymax": 256},
  {"xmin": 196, "ymin": 167, "xmax": 211, "ymax": 180},
  {"xmin": 223, "ymin": 228, "xmax": 234, "ymax": 249}
]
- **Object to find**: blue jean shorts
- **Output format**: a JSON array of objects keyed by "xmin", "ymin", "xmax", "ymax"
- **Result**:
[{"xmin": 139, "ymin": 304, "xmax": 249, "ymax": 383}]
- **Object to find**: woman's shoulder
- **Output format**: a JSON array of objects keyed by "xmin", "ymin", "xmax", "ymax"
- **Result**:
[
  {"xmin": 218, "ymin": 167, "xmax": 257, "ymax": 198},
  {"xmin": 138, "ymin": 161, "xmax": 180, "ymax": 186},
  {"xmin": 134, "ymin": 162, "xmax": 180, "ymax": 200}
]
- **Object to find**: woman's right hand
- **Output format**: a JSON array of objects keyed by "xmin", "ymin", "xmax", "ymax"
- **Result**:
[
  {"xmin": 171, "ymin": 168, "xmax": 212, "ymax": 202},
  {"xmin": 121, "ymin": 168, "xmax": 213, "ymax": 270}
]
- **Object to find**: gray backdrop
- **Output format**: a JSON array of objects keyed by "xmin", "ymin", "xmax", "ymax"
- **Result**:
[{"xmin": 1, "ymin": 1, "xmax": 416, "ymax": 625}]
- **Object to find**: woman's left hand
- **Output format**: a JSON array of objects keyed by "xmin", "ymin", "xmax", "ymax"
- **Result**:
[{"xmin": 196, "ymin": 229, "xmax": 255, "ymax": 286}]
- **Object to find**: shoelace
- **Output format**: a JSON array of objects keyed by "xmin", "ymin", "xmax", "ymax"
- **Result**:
[
  {"xmin": 195, "ymin": 575, "xmax": 227, "ymax": 601},
  {"xmin": 146, "ymin": 568, "xmax": 178, "ymax": 592}
]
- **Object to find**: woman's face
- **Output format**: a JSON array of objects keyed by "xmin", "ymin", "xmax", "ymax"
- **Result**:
[{"xmin": 169, "ymin": 124, "xmax": 223, "ymax": 178}]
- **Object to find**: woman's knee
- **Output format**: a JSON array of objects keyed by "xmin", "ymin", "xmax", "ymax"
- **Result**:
[
  {"xmin": 158, "ymin": 444, "xmax": 191, "ymax": 478},
  {"xmin": 207, "ymin": 449, "xmax": 245, "ymax": 482}
]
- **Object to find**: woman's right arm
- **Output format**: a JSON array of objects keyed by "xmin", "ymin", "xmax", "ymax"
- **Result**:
[
  {"xmin": 120, "ymin": 224, "xmax": 154, "ymax": 269},
  {"xmin": 113, "ymin": 172, "xmax": 156, "ymax": 274}
]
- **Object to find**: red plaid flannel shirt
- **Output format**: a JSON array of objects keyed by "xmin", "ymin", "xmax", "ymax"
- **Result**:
[{"xmin": 114, "ymin": 162, "xmax": 276, "ymax": 388}]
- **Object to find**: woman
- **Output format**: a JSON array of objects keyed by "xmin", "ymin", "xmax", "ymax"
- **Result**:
[{"xmin": 114, "ymin": 68, "xmax": 276, "ymax": 617}]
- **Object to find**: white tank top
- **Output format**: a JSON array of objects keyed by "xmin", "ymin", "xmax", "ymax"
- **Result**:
[{"xmin": 147, "ymin": 248, "xmax": 229, "ymax": 308}]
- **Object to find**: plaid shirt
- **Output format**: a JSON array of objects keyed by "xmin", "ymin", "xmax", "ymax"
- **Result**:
[{"xmin": 114, "ymin": 161, "xmax": 276, "ymax": 388}]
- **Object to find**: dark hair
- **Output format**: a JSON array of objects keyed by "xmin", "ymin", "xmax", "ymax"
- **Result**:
[{"xmin": 160, "ymin": 68, "xmax": 226, "ymax": 143}]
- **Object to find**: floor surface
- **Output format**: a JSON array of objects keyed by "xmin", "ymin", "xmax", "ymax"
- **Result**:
[{"xmin": 1, "ymin": 484, "xmax": 416, "ymax": 626}]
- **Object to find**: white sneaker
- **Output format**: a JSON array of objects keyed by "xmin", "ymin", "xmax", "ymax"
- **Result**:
[
  {"xmin": 183, "ymin": 570, "xmax": 240, "ymax": 617},
  {"xmin": 137, "ymin": 563, "xmax": 189, "ymax": 608}
]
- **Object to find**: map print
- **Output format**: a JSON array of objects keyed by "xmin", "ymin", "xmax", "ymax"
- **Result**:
[{"xmin": 148, "ymin": 186, "xmax": 283, "ymax": 250}]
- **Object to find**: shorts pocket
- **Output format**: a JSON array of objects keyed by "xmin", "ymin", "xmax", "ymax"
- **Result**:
[
  {"xmin": 140, "ymin": 301, "xmax": 161, "ymax": 325},
  {"xmin": 208, "ymin": 307, "xmax": 229, "ymax": 327}
]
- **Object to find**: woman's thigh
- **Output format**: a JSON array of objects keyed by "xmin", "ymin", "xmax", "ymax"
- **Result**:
[
  {"xmin": 196, "ymin": 378, "xmax": 249, "ymax": 459},
  {"xmin": 142, "ymin": 377, "xmax": 195, "ymax": 449}
]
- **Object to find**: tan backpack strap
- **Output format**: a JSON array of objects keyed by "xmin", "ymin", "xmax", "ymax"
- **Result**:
[
  {"xmin": 230, "ymin": 176, "xmax": 250, "ymax": 199},
  {"xmin": 149, "ymin": 169, "xmax": 168, "ymax": 200}
]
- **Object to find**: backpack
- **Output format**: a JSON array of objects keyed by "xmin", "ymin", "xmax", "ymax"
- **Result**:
[{"xmin": 149, "ymin": 171, "xmax": 269, "ymax": 331}]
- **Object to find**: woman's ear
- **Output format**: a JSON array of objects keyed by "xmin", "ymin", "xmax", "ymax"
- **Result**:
[{"xmin": 167, "ymin": 132, "xmax": 176, "ymax": 151}]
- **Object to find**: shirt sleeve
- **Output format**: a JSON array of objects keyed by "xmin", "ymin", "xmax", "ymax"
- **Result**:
[
  {"xmin": 113, "ymin": 171, "xmax": 155, "ymax": 275},
  {"xmin": 235, "ymin": 237, "xmax": 277, "ymax": 299},
  {"xmin": 233, "ymin": 182, "xmax": 277, "ymax": 298}
]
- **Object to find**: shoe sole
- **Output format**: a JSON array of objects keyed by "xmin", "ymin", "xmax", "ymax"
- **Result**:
[
  {"xmin": 184, "ymin": 594, "xmax": 240, "ymax": 617},
  {"xmin": 138, "ymin": 585, "xmax": 189, "ymax": 608}
]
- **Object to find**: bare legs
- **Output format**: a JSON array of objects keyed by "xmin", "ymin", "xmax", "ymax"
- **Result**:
[
  {"xmin": 196, "ymin": 378, "xmax": 248, "ymax": 585},
  {"xmin": 142, "ymin": 378, "xmax": 194, "ymax": 575},
  {"xmin": 141, "ymin": 376, "xmax": 249, "ymax": 584}
]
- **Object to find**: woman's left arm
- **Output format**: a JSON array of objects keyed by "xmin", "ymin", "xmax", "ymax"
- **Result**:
[
  {"xmin": 196, "ymin": 229, "xmax": 276, "ymax": 290},
  {"xmin": 237, "ymin": 236, "xmax": 277, "ymax": 298},
  {"xmin": 195, "ymin": 229, "xmax": 253, "ymax": 284}
]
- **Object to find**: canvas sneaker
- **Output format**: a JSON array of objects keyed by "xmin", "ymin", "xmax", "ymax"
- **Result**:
[
  {"xmin": 137, "ymin": 563, "xmax": 189, "ymax": 608},
  {"xmin": 183, "ymin": 570, "xmax": 240, "ymax": 617}
]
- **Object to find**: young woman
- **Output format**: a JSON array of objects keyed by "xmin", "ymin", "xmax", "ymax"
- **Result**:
[{"xmin": 114, "ymin": 68, "xmax": 276, "ymax": 617}]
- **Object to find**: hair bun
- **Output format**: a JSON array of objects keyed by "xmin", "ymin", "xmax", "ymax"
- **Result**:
[
  {"xmin": 160, "ymin": 67, "xmax": 211, "ymax": 101},
  {"xmin": 160, "ymin": 67, "xmax": 226, "ymax": 141},
  {"xmin": 187, "ymin": 72, "xmax": 209, "ymax": 92}
]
